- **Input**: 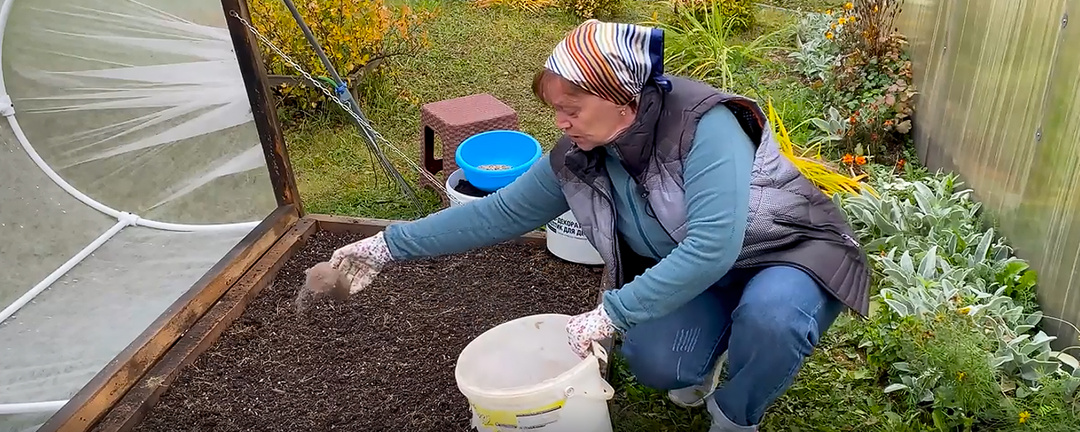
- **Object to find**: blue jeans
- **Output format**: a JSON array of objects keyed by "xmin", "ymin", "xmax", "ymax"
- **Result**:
[{"xmin": 617, "ymin": 265, "xmax": 845, "ymax": 428}]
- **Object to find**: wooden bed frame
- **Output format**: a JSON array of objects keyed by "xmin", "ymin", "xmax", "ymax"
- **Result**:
[
  {"xmin": 39, "ymin": 209, "xmax": 556, "ymax": 432},
  {"xmin": 34, "ymin": 1, "xmax": 606, "ymax": 431}
]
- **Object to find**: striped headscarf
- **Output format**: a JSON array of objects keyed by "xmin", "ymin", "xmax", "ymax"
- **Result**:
[{"xmin": 545, "ymin": 19, "xmax": 670, "ymax": 106}]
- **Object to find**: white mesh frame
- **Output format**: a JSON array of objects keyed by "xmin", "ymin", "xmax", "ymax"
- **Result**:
[{"xmin": 0, "ymin": 0, "xmax": 281, "ymax": 428}]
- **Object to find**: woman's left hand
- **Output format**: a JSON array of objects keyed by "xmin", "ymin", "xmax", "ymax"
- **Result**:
[{"xmin": 566, "ymin": 303, "xmax": 616, "ymax": 358}]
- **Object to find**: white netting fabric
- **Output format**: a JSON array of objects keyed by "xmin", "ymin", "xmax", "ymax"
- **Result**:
[{"xmin": 0, "ymin": 0, "xmax": 277, "ymax": 430}]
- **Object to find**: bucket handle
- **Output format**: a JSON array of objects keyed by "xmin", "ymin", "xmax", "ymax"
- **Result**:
[
  {"xmin": 590, "ymin": 340, "xmax": 608, "ymax": 365},
  {"xmin": 562, "ymin": 341, "xmax": 615, "ymax": 401}
]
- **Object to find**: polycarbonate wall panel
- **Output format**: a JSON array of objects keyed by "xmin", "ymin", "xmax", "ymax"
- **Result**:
[
  {"xmin": 898, "ymin": 0, "xmax": 1080, "ymax": 345},
  {"xmin": 1018, "ymin": 0, "xmax": 1080, "ymax": 345}
]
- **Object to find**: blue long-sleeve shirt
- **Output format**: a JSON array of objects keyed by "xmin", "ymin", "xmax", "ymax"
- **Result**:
[{"xmin": 382, "ymin": 104, "xmax": 754, "ymax": 331}]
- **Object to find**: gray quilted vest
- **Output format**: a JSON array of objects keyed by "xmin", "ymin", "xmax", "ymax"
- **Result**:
[{"xmin": 548, "ymin": 76, "xmax": 871, "ymax": 316}]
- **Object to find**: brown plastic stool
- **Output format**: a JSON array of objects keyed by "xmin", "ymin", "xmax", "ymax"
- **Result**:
[{"xmin": 419, "ymin": 93, "xmax": 519, "ymax": 206}]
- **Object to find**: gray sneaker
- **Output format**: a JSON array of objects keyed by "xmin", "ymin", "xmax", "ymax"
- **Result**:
[{"xmin": 667, "ymin": 352, "xmax": 727, "ymax": 408}]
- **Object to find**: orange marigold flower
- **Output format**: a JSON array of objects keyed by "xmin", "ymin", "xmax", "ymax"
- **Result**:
[
  {"xmin": 855, "ymin": 155, "xmax": 867, "ymax": 165},
  {"xmin": 842, "ymin": 154, "xmax": 855, "ymax": 164}
]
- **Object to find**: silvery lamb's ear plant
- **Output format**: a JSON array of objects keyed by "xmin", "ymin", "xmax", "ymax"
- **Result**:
[
  {"xmin": 838, "ymin": 171, "xmax": 1080, "ymax": 401},
  {"xmin": 1066, "ymin": 360, "xmax": 1080, "ymax": 397},
  {"xmin": 883, "ymin": 365, "xmax": 939, "ymax": 403},
  {"xmin": 807, "ymin": 106, "xmax": 848, "ymax": 147},
  {"xmin": 837, "ymin": 187, "xmax": 919, "ymax": 253},
  {"xmin": 992, "ymin": 329, "xmax": 1061, "ymax": 391},
  {"xmin": 907, "ymin": 180, "xmax": 979, "ymax": 234},
  {"xmin": 788, "ymin": 12, "xmax": 839, "ymax": 83}
]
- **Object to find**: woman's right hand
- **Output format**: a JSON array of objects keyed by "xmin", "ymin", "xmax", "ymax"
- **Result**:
[{"xmin": 329, "ymin": 231, "xmax": 394, "ymax": 293}]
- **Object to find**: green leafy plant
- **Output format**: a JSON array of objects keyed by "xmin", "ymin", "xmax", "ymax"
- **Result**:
[
  {"xmin": 669, "ymin": 0, "xmax": 757, "ymax": 32},
  {"xmin": 798, "ymin": 1, "xmax": 917, "ymax": 162},
  {"xmin": 644, "ymin": 1, "xmax": 792, "ymax": 90},
  {"xmin": 882, "ymin": 312, "xmax": 1002, "ymax": 429},
  {"xmin": 837, "ymin": 170, "xmax": 1080, "ymax": 429},
  {"xmin": 995, "ymin": 374, "xmax": 1080, "ymax": 431}
]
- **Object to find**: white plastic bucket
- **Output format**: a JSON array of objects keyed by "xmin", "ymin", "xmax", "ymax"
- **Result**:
[
  {"xmin": 546, "ymin": 212, "xmax": 604, "ymax": 266},
  {"xmin": 447, "ymin": 168, "xmax": 484, "ymax": 208},
  {"xmin": 455, "ymin": 314, "xmax": 615, "ymax": 432},
  {"xmin": 448, "ymin": 168, "xmax": 604, "ymax": 267}
]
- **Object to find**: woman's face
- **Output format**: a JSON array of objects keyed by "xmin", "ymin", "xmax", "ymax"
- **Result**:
[{"xmin": 539, "ymin": 75, "xmax": 635, "ymax": 151}]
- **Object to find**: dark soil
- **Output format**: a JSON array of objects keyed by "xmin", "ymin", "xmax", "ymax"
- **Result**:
[{"xmin": 134, "ymin": 230, "xmax": 602, "ymax": 432}]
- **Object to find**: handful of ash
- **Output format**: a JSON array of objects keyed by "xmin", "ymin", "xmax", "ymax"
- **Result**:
[{"xmin": 294, "ymin": 261, "xmax": 349, "ymax": 313}]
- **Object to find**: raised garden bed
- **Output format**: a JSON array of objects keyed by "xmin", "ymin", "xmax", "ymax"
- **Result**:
[
  {"xmin": 34, "ymin": 3, "xmax": 606, "ymax": 428},
  {"xmin": 134, "ymin": 230, "xmax": 602, "ymax": 431},
  {"xmin": 49, "ymin": 212, "xmax": 606, "ymax": 432}
]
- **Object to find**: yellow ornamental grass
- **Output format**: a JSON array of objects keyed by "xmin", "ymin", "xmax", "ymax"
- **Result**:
[
  {"xmin": 475, "ymin": 0, "xmax": 620, "ymax": 19},
  {"xmin": 766, "ymin": 100, "xmax": 877, "ymax": 198},
  {"xmin": 670, "ymin": 0, "xmax": 756, "ymax": 31},
  {"xmin": 474, "ymin": 0, "xmax": 558, "ymax": 14},
  {"xmin": 473, "ymin": 0, "xmax": 621, "ymax": 22},
  {"xmin": 560, "ymin": 0, "xmax": 624, "ymax": 19}
]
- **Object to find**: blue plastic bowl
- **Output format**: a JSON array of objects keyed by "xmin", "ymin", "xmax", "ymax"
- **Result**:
[{"xmin": 455, "ymin": 130, "xmax": 542, "ymax": 192}]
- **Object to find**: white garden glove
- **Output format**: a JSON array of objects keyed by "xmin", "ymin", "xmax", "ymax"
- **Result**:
[
  {"xmin": 328, "ymin": 231, "xmax": 394, "ymax": 294},
  {"xmin": 566, "ymin": 303, "xmax": 617, "ymax": 359}
]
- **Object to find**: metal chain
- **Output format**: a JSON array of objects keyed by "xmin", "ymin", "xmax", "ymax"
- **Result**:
[{"xmin": 227, "ymin": 11, "xmax": 444, "ymax": 189}]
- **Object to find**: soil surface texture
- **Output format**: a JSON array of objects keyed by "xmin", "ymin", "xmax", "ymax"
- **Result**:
[{"xmin": 134, "ymin": 230, "xmax": 602, "ymax": 432}]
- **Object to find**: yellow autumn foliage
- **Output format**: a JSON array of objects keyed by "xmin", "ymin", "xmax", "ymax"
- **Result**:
[
  {"xmin": 249, "ymin": 0, "xmax": 437, "ymax": 109},
  {"xmin": 767, "ymin": 100, "xmax": 877, "ymax": 198}
]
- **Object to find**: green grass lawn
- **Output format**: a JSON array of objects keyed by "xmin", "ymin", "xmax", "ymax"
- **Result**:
[
  {"xmin": 274, "ymin": 1, "xmax": 937, "ymax": 430},
  {"xmin": 282, "ymin": 1, "xmax": 665, "ymax": 219},
  {"xmin": 281, "ymin": 0, "xmax": 838, "ymax": 220}
]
